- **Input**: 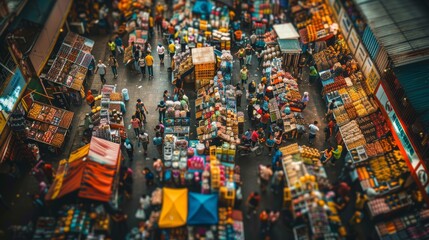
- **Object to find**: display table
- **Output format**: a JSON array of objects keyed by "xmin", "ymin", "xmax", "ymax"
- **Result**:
[{"xmin": 42, "ymin": 32, "xmax": 94, "ymax": 91}]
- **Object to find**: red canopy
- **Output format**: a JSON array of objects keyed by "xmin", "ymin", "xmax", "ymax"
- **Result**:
[{"xmin": 45, "ymin": 137, "xmax": 121, "ymax": 202}]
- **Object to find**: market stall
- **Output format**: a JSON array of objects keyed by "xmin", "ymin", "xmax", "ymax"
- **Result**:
[
  {"xmin": 192, "ymin": 47, "xmax": 217, "ymax": 89},
  {"xmin": 40, "ymin": 32, "xmax": 95, "ymax": 107},
  {"xmin": 45, "ymin": 137, "xmax": 122, "ymax": 202},
  {"xmin": 89, "ymin": 85, "xmax": 127, "ymax": 144},
  {"xmin": 273, "ymin": 23, "xmax": 302, "ymax": 72},
  {"xmin": 158, "ymin": 188, "xmax": 188, "ymax": 228},
  {"xmin": 26, "ymin": 102, "xmax": 74, "ymax": 149},
  {"xmin": 279, "ymin": 144, "xmax": 346, "ymax": 239}
]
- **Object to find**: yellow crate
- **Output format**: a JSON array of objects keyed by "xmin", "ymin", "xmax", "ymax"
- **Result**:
[{"xmin": 195, "ymin": 63, "xmax": 215, "ymax": 71}]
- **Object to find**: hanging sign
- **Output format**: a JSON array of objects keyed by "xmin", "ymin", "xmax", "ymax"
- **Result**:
[
  {"xmin": 347, "ymin": 28, "xmax": 360, "ymax": 55},
  {"xmin": 355, "ymin": 42, "xmax": 368, "ymax": 66},
  {"xmin": 376, "ymin": 84, "xmax": 419, "ymax": 169},
  {"xmin": 339, "ymin": 9, "xmax": 352, "ymax": 39}
]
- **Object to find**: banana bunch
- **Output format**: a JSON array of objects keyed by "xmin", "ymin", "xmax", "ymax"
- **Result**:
[{"xmin": 370, "ymin": 156, "xmax": 391, "ymax": 182}]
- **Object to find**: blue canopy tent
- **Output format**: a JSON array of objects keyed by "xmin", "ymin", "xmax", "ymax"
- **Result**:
[
  {"xmin": 187, "ymin": 193, "xmax": 219, "ymax": 225},
  {"xmin": 192, "ymin": 0, "xmax": 213, "ymax": 17}
]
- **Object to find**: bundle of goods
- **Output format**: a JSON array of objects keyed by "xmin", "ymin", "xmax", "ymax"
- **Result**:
[
  {"xmin": 263, "ymin": 30, "xmax": 277, "ymax": 43},
  {"xmin": 220, "ymin": 50, "xmax": 233, "ymax": 61},
  {"xmin": 376, "ymin": 209, "xmax": 429, "ymax": 239},
  {"xmin": 349, "ymin": 147, "xmax": 368, "ymax": 162},
  {"xmin": 212, "ymin": 29, "xmax": 230, "ymax": 41},
  {"xmin": 53, "ymin": 205, "xmax": 92, "ymax": 237},
  {"xmin": 364, "ymin": 141, "xmax": 384, "ymax": 157},
  {"xmin": 339, "ymin": 120, "xmax": 366, "ymax": 149},
  {"xmin": 347, "ymin": 85, "xmax": 366, "ymax": 102},
  {"xmin": 262, "ymin": 45, "xmax": 281, "ymax": 67},
  {"xmin": 165, "ymin": 100, "xmax": 187, "ymax": 118},
  {"xmin": 209, "ymin": 7, "xmax": 230, "ymax": 29},
  {"xmin": 379, "ymin": 135, "xmax": 397, "ymax": 152},
  {"xmin": 369, "ymin": 111, "xmax": 389, "ymax": 137},
  {"xmin": 343, "ymin": 102, "xmax": 357, "ymax": 119},
  {"xmin": 333, "ymin": 105, "xmax": 349, "ymax": 126},
  {"xmin": 368, "ymin": 192, "xmax": 412, "ymax": 217},
  {"xmin": 356, "ymin": 116, "xmax": 379, "ymax": 142},
  {"xmin": 300, "ymin": 145, "xmax": 321, "ymax": 164},
  {"xmin": 313, "ymin": 41, "xmax": 349, "ymax": 70},
  {"xmin": 283, "ymin": 156, "xmax": 306, "ymax": 186},
  {"xmin": 323, "ymin": 76, "xmax": 346, "ymax": 94},
  {"xmin": 279, "ymin": 143, "xmax": 299, "ymax": 156}
]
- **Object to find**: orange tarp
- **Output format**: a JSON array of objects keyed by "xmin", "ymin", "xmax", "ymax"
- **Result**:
[{"xmin": 45, "ymin": 137, "xmax": 121, "ymax": 202}]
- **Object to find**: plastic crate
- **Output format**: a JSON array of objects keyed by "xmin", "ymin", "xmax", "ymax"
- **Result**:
[{"xmin": 195, "ymin": 63, "xmax": 215, "ymax": 71}]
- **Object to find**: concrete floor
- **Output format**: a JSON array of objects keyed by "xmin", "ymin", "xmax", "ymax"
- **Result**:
[{"xmin": 0, "ymin": 9, "xmax": 376, "ymax": 240}]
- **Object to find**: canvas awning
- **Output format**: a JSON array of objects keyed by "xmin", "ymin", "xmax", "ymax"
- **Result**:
[
  {"xmin": 45, "ymin": 137, "xmax": 121, "ymax": 202},
  {"xmin": 273, "ymin": 23, "xmax": 300, "ymax": 40},
  {"xmin": 158, "ymin": 188, "xmax": 188, "ymax": 228},
  {"xmin": 187, "ymin": 193, "xmax": 218, "ymax": 225}
]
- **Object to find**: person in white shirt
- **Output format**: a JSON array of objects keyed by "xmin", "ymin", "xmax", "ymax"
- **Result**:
[
  {"xmin": 308, "ymin": 120, "xmax": 319, "ymax": 145},
  {"xmin": 95, "ymin": 60, "xmax": 107, "ymax": 84},
  {"xmin": 157, "ymin": 43, "xmax": 165, "ymax": 64}
]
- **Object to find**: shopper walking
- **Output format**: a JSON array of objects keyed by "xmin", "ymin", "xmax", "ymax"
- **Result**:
[
  {"xmin": 240, "ymin": 66, "xmax": 249, "ymax": 86},
  {"xmin": 130, "ymin": 115, "xmax": 141, "ymax": 137},
  {"xmin": 235, "ymin": 84, "xmax": 243, "ymax": 108},
  {"xmin": 95, "ymin": 60, "xmax": 107, "ymax": 84},
  {"xmin": 156, "ymin": 100, "xmax": 166, "ymax": 123},
  {"xmin": 142, "ymin": 167, "xmax": 155, "ymax": 187},
  {"xmin": 124, "ymin": 138, "xmax": 134, "ymax": 162},
  {"xmin": 153, "ymin": 158, "xmax": 164, "ymax": 182},
  {"xmin": 245, "ymin": 44, "xmax": 255, "ymax": 66},
  {"xmin": 114, "ymin": 35, "xmax": 123, "ymax": 54},
  {"xmin": 258, "ymin": 164, "xmax": 273, "ymax": 193},
  {"xmin": 133, "ymin": 45, "xmax": 141, "ymax": 72},
  {"xmin": 157, "ymin": 43, "xmax": 165, "ymax": 65},
  {"xmin": 138, "ymin": 56, "xmax": 146, "ymax": 77},
  {"xmin": 168, "ymin": 40, "xmax": 175, "ymax": 59},
  {"xmin": 236, "ymin": 48, "xmax": 245, "ymax": 68},
  {"xmin": 308, "ymin": 121, "xmax": 319, "ymax": 145},
  {"xmin": 332, "ymin": 145, "xmax": 343, "ymax": 165},
  {"xmin": 246, "ymin": 192, "xmax": 260, "ymax": 218},
  {"xmin": 136, "ymin": 99, "xmax": 149, "ymax": 123},
  {"xmin": 302, "ymin": 92, "xmax": 310, "ymax": 109},
  {"xmin": 108, "ymin": 55, "xmax": 118, "ymax": 79},
  {"xmin": 138, "ymin": 131, "xmax": 149, "ymax": 156},
  {"xmin": 153, "ymin": 132, "xmax": 163, "ymax": 157},
  {"xmin": 107, "ymin": 40, "xmax": 116, "ymax": 57},
  {"xmin": 145, "ymin": 52, "xmax": 154, "ymax": 79}
]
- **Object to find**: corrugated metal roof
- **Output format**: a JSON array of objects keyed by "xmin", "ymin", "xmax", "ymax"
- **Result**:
[
  {"xmin": 353, "ymin": 0, "xmax": 429, "ymax": 67},
  {"xmin": 277, "ymin": 39, "xmax": 301, "ymax": 53},
  {"xmin": 395, "ymin": 60, "xmax": 429, "ymax": 131}
]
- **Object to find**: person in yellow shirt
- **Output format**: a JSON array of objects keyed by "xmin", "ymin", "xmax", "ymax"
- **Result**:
[
  {"xmin": 168, "ymin": 41, "xmax": 175, "ymax": 59},
  {"xmin": 155, "ymin": 3, "xmax": 164, "ymax": 16},
  {"xmin": 229, "ymin": 10, "xmax": 235, "ymax": 21},
  {"xmin": 107, "ymin": 40, "xmax": 116, "ymax": 56},
  {"xmin": 149, "ymin": 16, "xmax": 154, "ymax": 38},
  {"xmin": 145, "ymin": 52, "xmax": 154, "ymax": 79}
]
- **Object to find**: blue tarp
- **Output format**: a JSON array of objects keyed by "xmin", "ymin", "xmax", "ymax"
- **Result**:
[{"xmin": 187, "ymin": 193, "xmax": 218, "ymax": 225}]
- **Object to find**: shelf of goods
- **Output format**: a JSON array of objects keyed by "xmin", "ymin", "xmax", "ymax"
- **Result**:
[
  {"xmin": 26, "ymin": 120, "xmax": 68, "ymax": 148},
  {"xmin": 49, "ymin": 205, "xmax": 109, "ymax": 238},
  {"xmin": 163, "ymin": 136, "xmax": 205, "ymax": 172},
  {"xmin": 280, "ymin": 143, "xmax": 346, "ymax": 239},
  {"xmin": 367, "ymin": 192, "xmax": 413, "ymax": 220},
  {"xmin": 295, "ymin": 3, "xmax": 334, "ymax": 44},
  {"xmin": 192, "ymin": 47, "xmax": 216, "ymax": 89},
  {"xmin": 173, "ymin": 51, "xmax": 194, "ymax": 82},
  {"xmin": 375, "ymin": 209, "xmax": 429, "ymax": 239},
  {"xmin": 164, "ymin": 117, "xmax": 190, "ymax": 138},
  {"xmin": 27, "ymin": 102, "xmax": 74, "ymax": 129},
  {"xmin": 91, "ymin": 85, "xmax": 125, "ymax": 143},
  {"xmin": 314, "ymin": 40, "xmax": 349, "ymax": 71},
  {"xmin": 353, "ymin": 141, "xmax": 409, "ymax": 195},
  {"xmin": 44, "ymin": 32, "xmax": 94, "ymax": 91}
]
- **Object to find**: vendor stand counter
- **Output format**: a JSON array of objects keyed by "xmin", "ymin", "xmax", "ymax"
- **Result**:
[
  {"xmin": 375, "ymin": 209, "xmax": 429, "ymax": 239},
  {"xmin": 26, "ymin": 120, "xmax": 69, "ymax": 148},
  {"xmin": 367, "ymin": 192, "xmax": 413, "ymax": 221},
  {"xmin": 164, "ymin": 117, "xmax": 191, "ymax": 139},
  {"xmin": 27, "ymin": 102, "xmax": 74, "ymax": 129},
  {"xmin": 42, "ymin": 32, "xmax": 94, "ymax": 91}
]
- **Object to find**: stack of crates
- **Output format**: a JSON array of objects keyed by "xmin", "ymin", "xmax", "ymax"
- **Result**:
[{"xmin": 195, "ymin": 63, "xmax": 215, "ymax": 88}]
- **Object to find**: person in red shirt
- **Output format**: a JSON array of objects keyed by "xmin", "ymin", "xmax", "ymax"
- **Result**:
[
  {"xmin": 251, "ymin": 130, "xmax": 259, "ymax": 147},
  {"xmin": 260, "ymin": 111, "xmax": 270, "ymax": 129},
  {"xmin": 86, "ymin": 90, "xmax": 95, "ymax": 108},
  {"xmin": 246, "ymin": 192, "xmax": 260, "ymax": 218}
]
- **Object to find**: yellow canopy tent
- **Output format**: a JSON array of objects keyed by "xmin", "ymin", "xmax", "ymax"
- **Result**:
[{"xmin": 158, "ymin": 188, "xmax": 188, "ymax": 228}]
